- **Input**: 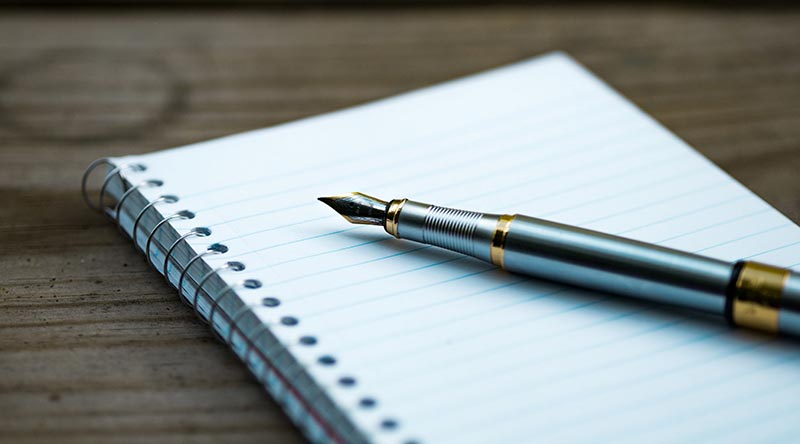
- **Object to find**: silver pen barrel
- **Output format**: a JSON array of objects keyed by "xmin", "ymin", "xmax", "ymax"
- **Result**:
[{"xmin": 385, "ymin": 198, "xmax": 800, "ymax": 337}]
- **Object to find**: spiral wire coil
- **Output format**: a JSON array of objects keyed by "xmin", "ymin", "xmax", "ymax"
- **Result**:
[{"xmin": 82, "ymin": 158, "xmax": 409, "ymax": 444}]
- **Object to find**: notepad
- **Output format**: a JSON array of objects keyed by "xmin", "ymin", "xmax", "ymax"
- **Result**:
[{"xmin": 89, "ymin": 52, "xmax": 800, "ymax": 444}]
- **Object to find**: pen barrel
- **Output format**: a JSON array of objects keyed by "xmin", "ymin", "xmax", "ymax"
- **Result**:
[
  {"xmin": 500, "ymin": 216, "xmax": 800, "ymax": 336},
  {"xmin": 500, "ymin": 215, "xmax": 733, "ymax": 314},
  {"xmin": 392, "ymin": 199, "xmax": 800, "ymax": 336}
]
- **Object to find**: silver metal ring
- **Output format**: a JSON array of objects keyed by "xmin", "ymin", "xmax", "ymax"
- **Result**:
[
  {"xmin": 162, "ymin": 227, "xmax": 212, "ymax": 284},
  {"xmin": 246, "ymin": 334, "xmax": 318, "ymax": 425},
  {"xmin": 249, "ymin": 328, "xmax": 289, "ymax": 389},
  {"xmin": 243, "ymin": 322, "xmax": 272, "ymax": 372},
  {"xmin": 192, "ymin": 261, "xmax": 246, "ymax": 321},
  {"xmin": 144, "ymin": 210, "xmax": 195, "ymax": 269},
  {"xmin": 98, "ymin": 165, "xmax": 125, "ymax": 213},
  {"xmin": 227, "ymin": 303, "xmax": 253, "ymax": 345},
  {"xmin": 207, "ymin": 279, "xmax": 262, "ymax": 342},
  {"xmin": 243, "ymin": 321, "xmax": 294, "ymax": 383},
  {"xmin": 82, "ymin": 158, "xmax": 114, "ymax": 211},
  {"xmin": 82, "ymin": 158, "xmax": 147, "ymax": 212},
  {"xmin": 239, "ymin": 329, "xmax": 346, "ymax": 443},
  {"xmin": 131, "ymin": 194, "xmax": 179, "ymax": 250},
  {"xmin": 229, "ymin": 295, "xmax": 281, "ymax": 346},
  {"xmin": 264, "ymin": 342, "xmax": 296, "ymax": 407},
  {"xmin": 286, "ymin": 360, "xmax": 318, "ymax": 418},
  {"xmin": 113, "ymin": 179, "xmax": 163, "ymax": 228},
  {"xmin": 176, "ymin": 243, "xmax": 229, "ymax": 306}
]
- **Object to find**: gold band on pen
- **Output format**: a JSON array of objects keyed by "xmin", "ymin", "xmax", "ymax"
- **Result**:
[
  {"xmin": 490, "ymin": 214, "xmax": 515, "ymax": 268},
  {"xmin": 732, "ymin": 261, "xmax": 789, "ymax": 333},
  {"xmin": 385, "ymin": 199, "xmax": 407, "ymax": 238}
]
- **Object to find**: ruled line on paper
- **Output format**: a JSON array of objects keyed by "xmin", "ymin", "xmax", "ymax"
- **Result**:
[
  {"xmin": 269, "ymin": 246, "xmax": 433, "ymax": 285},
  {"xmin": 290, "ymin": 257, "xmax": 473, "ymax": 306},
  {"xmin": 181, "ymin": 134, "xmax": 679, "ymax": 268},
  {"xmin": 694, "ymin": 223, "xmax": 795, "ymax": 253},
  {"xmin": 183, "ymin": 116, "xmax": 654, "ymax": 235},
  {"xmin": 533, "ymin": 164, "xmax": 715, "ymax": 218},
  {"xmin": 223, "ymin": 157, "xmax": 679, "ymax": 267},
  {"xmin": 693, "ymin": 368, "xmax": 800, "ymax": 442},
  {"xmin": 179, "ymin": 105, "xmax": 648, "ymax": 228},
  {"xmin": 337, "ymin": 282, "xmax": 600, "ymax": 354},
  {"xmin": 163, "ymin": 71, "xmax": 606, "ymax": 201},
  {"xmin": 382, "ymin": 313, "xmax": 722, "ymax": 409},
  {"xmin": 172, "ymin": 87, "xmax": 613, "ymax": 208},
  {"xmin": 553, "ymin": 346, "xmax": 799, "ymax": 441},
  {"xmin": 508, "ymin": 348, "xmax": 800, "ymax": 444},
  {"xmin": 644, "ymin": 207, "xmax": 772, "ymax": 243},
  {"xmin": 576, "ymin": 181, "xmax": 731, "ymax": 225},
  {"xmin": 744, "ymin": 239, "xmax": 800, "ymax": 259},
  {"xmin": 443, "ymin": 337, "xmax": 788, "ymax": 444}
]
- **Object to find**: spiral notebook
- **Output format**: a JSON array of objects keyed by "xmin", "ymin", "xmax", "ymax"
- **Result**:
[{"xmin": 84, "ymin": 52, "xmax": 800, "ymax": 444}]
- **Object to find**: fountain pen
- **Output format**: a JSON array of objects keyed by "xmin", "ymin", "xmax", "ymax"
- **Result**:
[{"xmin": 319, "ymin": 192, "xmax": 800, "ymax": 337}]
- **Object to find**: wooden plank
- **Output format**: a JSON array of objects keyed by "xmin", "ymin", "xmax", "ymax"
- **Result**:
[{"xmin": 1, "ymin": 6, "xmax": 799, "ymax": 443}]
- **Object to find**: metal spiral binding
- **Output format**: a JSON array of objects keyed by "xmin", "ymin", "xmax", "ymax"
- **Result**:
[
  {"xmin": 191, "ymin": 261, "xmax": 246, "ymax": 317},
  {"xmin": 243, "ymin": 322, "xmax": 273, "ymax": 371},
  {"xmin": 207, "ymin": 279, "xmax": 262, "ymax": 338},
  {"xmin": 144, "ymin": 210, "xmax": 195, "ymax": 268},
  {"xmin": 82, "ymin": 158, "xmax": 403, "ymax": 444},
  {"xmin": 81, "ymin": 158, "xmax": 146, "ymax": 213},
  {"xmin": 132, "ymin": 194, "xmax": 179, "ymax": 249},
  {"xmin": 227, "ymin": 303, "xmax": 257, "ymax": 346},
  {"xmin": 162, "ymin": 227, "xmax": 212, "ymax": 280},
  {"xmin": 239, "ymin": 318, "xmax": 323, "ymax": 430},
  {"xmin": 113, "ymin": 179, "xmax": 164, "ymax": 228},
  {"xmin": 198, "ymin": 278, "xmax": 356, "ymax": 443},
  {"xmin": 176, "ymin": 243, "xmax": 230, "ymax": 302},
  {"xmin": 197, "ymin": 278, "xmax": 257, "ymax": 341}
]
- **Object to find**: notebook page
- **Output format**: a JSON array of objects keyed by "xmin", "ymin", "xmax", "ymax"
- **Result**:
[{"xmin": 116, "ymin": 52, "xmax": 800, "ymax": 444}]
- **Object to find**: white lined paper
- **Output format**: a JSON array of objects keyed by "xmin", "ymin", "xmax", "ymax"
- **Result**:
[{"xmin": 116, "ymin": 52, "xmax": 800, "ymax": 444}]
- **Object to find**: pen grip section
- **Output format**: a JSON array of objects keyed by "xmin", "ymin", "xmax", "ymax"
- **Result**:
[{"xmin": 396, "ymin": 200, "xmax": 498, "ymax": 262}]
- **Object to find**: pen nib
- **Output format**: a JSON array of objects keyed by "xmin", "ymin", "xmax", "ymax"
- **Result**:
[{"xmin": 318, "ymin": 192, "xmax": 388, "ymax": 225}]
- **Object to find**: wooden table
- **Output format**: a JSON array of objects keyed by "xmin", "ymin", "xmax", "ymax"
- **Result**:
[{"xmin": 2, "ymin": 5, "xmax": 799, "ymax": 443}]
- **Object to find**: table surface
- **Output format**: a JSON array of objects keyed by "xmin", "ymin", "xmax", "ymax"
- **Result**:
[{"xmin": 1, "ymin": 5, "xmax": 799, "ymax": 444}]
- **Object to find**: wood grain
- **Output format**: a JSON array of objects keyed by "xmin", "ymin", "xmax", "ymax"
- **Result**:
[{"xmin": 1, "ymin": 6, "xmax": 799, "ymax": 443}]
